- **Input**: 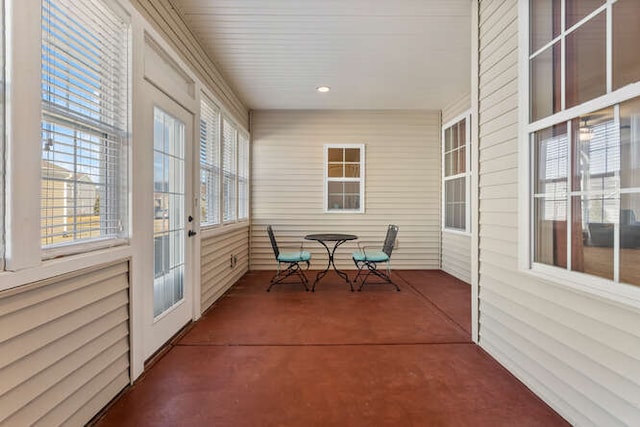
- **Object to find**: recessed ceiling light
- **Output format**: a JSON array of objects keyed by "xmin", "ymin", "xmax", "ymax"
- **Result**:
[{"xmin": 316, "ymin": 86, "xmax": 330, "ymax": 93}]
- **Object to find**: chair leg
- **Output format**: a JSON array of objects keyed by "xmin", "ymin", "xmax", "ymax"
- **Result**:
[
  {"xmin": 267, "ymin": 261, "xmax": 309, "ymax": 292},
  {"xmin": 357, "ymin": 261, "xmax": 400, "ymax": 291}
]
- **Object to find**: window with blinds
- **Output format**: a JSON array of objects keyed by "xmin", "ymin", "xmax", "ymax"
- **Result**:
[
  {"xmin": 222, "ymin": 118, "xmax": 237, "ymax": 223},
  {"xmin": 443, "ymin": 115, "xmax": 470, "ymax": 231},
  {"xmin": 238, "ymin": 132, "xmax": 249, "ymax": 220},
  {"xmin": 199, "ymin": 98, "xmax": 220, "ymax": 226},
  {"xmin": 41, "ymin": 0, "xmax": 129, "ymax": 250},
  {"xmin": 0, "ymin": 0, "xmax": 4, "ymax": 268}
]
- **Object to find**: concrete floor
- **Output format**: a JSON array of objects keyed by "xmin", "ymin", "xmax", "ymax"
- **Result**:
[{"xmin": 96, "ymin": 270, "xmax": 568, "ymax": 426}]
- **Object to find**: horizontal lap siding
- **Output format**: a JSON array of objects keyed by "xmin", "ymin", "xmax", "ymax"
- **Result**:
[
  {"xmin": 132, "ymin": 0, "xmax": 248, "ymax": 128},
  {"xmin": 200, "ymin": 226, "xmax": 249, "ymax": 313},
  {"xmin": 441, "ymin": 232, "xmax": 471, "ymax": 284},
  {"xmin": 250, "ymin": 110, "xmax": 440, "ymax": 270},
  {"xmin": 478, "ymin": 1, "xmax": 640, "ymax": 426},
  {"xmin": 441, "ymin": 92, "xmax": 471, "ymax": 284},
  {"xmin": 0, "ymin": 260, "xmax": 130, "ymax": 426}
]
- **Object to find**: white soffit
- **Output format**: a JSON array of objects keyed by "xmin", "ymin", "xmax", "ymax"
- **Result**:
[{"xmin": 172, "ymin": 0, "xmax": 471, "ymax": 110}]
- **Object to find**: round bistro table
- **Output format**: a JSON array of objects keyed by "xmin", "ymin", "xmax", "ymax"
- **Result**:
[{"xmin": 304, "ymin": 233, "xmax": 358, "ymax": 291}]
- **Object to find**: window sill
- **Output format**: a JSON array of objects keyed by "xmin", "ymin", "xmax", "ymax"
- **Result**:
[
  {"xmin": 0, "ymin": 245, "xmax": 132, "ymax": 292},
  {"xmin": 442, "ymin": 228, "xmax": 471, "ymax": 237},
  {"xmin": 526, "ymin": 263, "xmax": 640, "ymax": 310}
]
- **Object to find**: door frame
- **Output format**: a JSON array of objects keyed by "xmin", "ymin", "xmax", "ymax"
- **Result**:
[
  {"xmin": 143, "ymin": 82, "xmax": 197, "ymax": 359},
  {"xmin": 130, "ymin": 77, "xmax": 201, "ymax": 373}
]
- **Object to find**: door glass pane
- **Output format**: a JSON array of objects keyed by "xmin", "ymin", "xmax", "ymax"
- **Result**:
[
  {"xmin": 153, "ymin": 107, "xmax": 185, "ymax": 318},
  {"xmin": 566, "ymin": 11, "xmax": 606, "ymax": 108},
  {"xmin": 613, "ymin": 0, "xmax": 640, "ymax": 90},
  {"xmin": 620, "ymin": 193, "xmax": 640, "ymax": 287}
]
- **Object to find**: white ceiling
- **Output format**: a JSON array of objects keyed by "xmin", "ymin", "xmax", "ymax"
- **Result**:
[{"xmin": 171, "ymin": 0, "xmax": 471, "ymax": 111}]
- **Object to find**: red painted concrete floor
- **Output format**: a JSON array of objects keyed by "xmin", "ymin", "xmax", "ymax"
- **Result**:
[{"xmin": 96, "ymin": 270, "xmax": 569, "ymax": 427}]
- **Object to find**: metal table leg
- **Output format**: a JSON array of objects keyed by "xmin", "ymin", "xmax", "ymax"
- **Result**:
[{"xmin": 311, "ymin": 239, "xmax": 354, "ymax": 292}]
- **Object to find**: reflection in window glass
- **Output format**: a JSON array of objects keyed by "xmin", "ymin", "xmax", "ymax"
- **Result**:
[
  {"xmin": 571, "ymin": 108, "xmax": 617, "ymax": 192},
  {"xmin": 620, "ymin": 194, "xmax": 640, "ymax": 286},
  {"xmin": 533, "ymin": 124, "xmax": 568, "ymax": 268},
  {"xmin": 572, "ymin": 195, "xmax": 615, "ymax": 280},
  {"xmin": 534, "ymin": 197, "xmax": 567, "ymax": 268},
  {"xmin": 565, "ymin": 0, "xmax": 604, "ymax": 29},
  {"xmin": 531, "ymin": 42, "xmax": 561, "ymax": 121},
  {"xmin": 619, "ymin": 98, "xmax": 640, "ymax": 189},
  {"xmin": 530, "ymin": 0, "xmax": 561, "ymax": 53},
  {"xmin": 566, "ymin": 11, "xmax": 606, "ymax": 108},
  {"xmin": 445, "ymin": 178, "xmax": 465, "ymax": 229},
  {"xmin": 534, "ymin": 124, "xmax": 567, "ymax": 195},
  {"xmin": 613, "ymin": 0, "xmax": 640, "ymax": 90}
]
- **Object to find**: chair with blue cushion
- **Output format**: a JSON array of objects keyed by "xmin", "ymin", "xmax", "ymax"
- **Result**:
[
  {"xmin": 267, "ymin": 225, "xmax": 311, "ymax": 292},
  {"xmin": 352, "ymin": 224, "xmax": 400, "ymax": 291}
]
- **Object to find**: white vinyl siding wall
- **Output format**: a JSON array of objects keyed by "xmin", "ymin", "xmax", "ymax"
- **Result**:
[
  {"xmin": 0, "ymin": 260, "xmax": 130, "ymax": 426},
  {"xmin": 250, "ymin": 110, "xmax": 440, "ymax": 270},
  {"xmin": 200, "ymin": 226, "xmax": 249, "ymax": 313},
  {"xmin": 130, "ymin": 0, "xmax": 248, "ymax": 129},
  {"xmin": 477, "ymin": 1, "xmax": 640, "ymax": 426},
  {"xmin": 442, "ymin": 92, "xmax": 472, "ymax": 283}
]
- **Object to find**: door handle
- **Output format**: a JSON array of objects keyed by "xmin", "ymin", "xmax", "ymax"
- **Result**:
[{"xmin": 188, "ymin": 230, "xmax": 197, "ymax": 237}]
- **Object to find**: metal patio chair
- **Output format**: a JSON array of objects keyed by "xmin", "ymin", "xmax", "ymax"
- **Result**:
[
  {"xmin": 352, "ymin": 224, "xmax": 400, "ymax": 291},
  {"xmin": 267, "ymin": 225, "xmax": 311, "ymax": 291}
]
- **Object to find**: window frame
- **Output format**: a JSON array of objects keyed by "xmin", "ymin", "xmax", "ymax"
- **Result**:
[
  {"xmin": 519, "ymin": 0, "xmax": 640, "ymax": 304},
  {"xmin": 323, "ymin": 143, "xmax": 365, "ymax": 214},
  {"xmin": 221, "ymin": 116, "xmax": 238, "ymax": 224},
  {"xmin": 40, "ymin": 0, "xmax": 131, "ymax": 259},
  {"xmin": 442, "ymin": 111, "xmax": 471, "ymax": 235},
  {"xmin": 237, "ymin": 130, "xmax": 250, "ymax": 221}
]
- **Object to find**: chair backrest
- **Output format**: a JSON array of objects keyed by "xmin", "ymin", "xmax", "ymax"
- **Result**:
[
  {"xmin": 267, "ymin": 225, "xmax": 279, "ymax": 259},
  {"xmin": 382, "ymin": 224, "xmax": 399, "ymax": 257}
]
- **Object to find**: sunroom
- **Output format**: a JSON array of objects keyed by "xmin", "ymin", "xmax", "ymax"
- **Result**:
[{"xmin": 1, "ymin": 0, "xmax": 639, "ymax": 426}]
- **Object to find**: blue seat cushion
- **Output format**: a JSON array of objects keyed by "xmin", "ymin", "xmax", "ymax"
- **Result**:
[
  {"xmin": 278, "ymin": 251, "xmax": 311, "ymax": 263},
  {"xmin": 352, "ymin": 250, "xmax": 389, "ymax": 263}
]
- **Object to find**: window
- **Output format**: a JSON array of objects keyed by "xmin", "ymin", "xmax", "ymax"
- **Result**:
[
  {"xmin": 527, "ymin": 0, "xmax": 640, "ymax": 287},
  {"xmin": 0, "ymin": 0, "xmax": 4, "ymax": 267},
  {"xmin": 199, "ymin": 97, "xmax": 220, "ymax": 226},
  {"xmin": 238, "ymin": 132, "xmax": 249, "ymax": 220},
  {"xmin": 443, "ymin": 114, "xmax": 470, "ymax": 232},
  {"xmin": 222, "ymin": 118, "xmax": 237, "ymax": 222},
  {"xmin": 325, "ymin": 145, "xmax": 365, "ymax": 213},
  {"xmin": 41, "ymin": 0, "xmax": 129, "ymax": 253}
]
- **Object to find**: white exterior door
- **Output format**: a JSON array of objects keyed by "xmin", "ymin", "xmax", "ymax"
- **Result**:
[{"xmin": 143, "ymin": 82, "xmax": 195, "ymax": 358}]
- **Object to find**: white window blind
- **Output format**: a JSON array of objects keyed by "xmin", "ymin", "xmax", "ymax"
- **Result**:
[
  {"xmin": 41, "ymin": 0, "xmax": 128, "ymax": 250},
  {"xmin": 238, "ymin": 132, "xmax": 249, "ymax": 220},
  {"xmin": 222, "ymin": 118, "xmax": 237, "ymax": 222},
  {"xmin": 199, "ymin": 98, "xmax": 220, "ymax": 226}
]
